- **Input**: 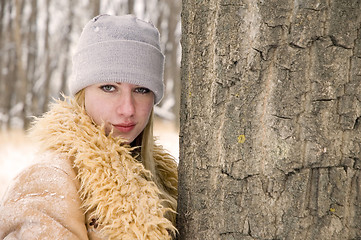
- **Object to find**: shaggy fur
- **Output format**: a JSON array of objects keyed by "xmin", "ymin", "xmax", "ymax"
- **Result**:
[{"xmin": 30, "ymin": 99, "xmax": 178, "ymax": 239}]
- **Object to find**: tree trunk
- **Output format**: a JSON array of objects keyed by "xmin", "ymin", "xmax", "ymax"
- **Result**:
[
  {"xmin": 14, "ymin": 0, "xmax": 28, "ymax": 128},
  {"xmin": 58, "ymin": 3, "xmax": 74, "ymax": 98},
  {"xmin": 127, "ymin": 0, "xmax": 134, "ymax": 14},
  {"xmin": 164, "ymin": 0, "xmax": 181, "ymax": 124},
  {"xmin": 91, "ymin": 0, "xmax": 100, "ymax": 16},
  {"xmin": 0, "ymin": 0, "xmax": 8, "ymax": 129},
  {"xmin": 178, "ymin": 0, "xmax": 361, "ymax": 239},
  {"xmin": 2, "ymin": 3, "xmax": 17, "ymax": 129},
  {"xmin": 26, "ymin": 0, "xmax": 38, "ymax": 127},
  {"xmin": 41, "ymin": 0, "xmax": 52, "ymax": 113}
]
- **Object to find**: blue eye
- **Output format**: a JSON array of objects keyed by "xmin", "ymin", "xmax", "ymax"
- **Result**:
[
  {"xmin": 100, "ymin": 85, "xmax": 116, "ymax": 92},
  {"xmin": 135, "ymin": 87, "xmax": 150, "ymax": 94}
]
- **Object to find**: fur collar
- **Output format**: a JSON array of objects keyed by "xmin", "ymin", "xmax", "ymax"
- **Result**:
[{"xmin": 30, "ymin": 99, "xmax": 177, "ymax": 239}]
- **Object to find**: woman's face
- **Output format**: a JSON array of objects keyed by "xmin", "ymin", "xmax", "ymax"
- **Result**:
[{"xmin": 84, "ymin": 82, "xmax": 154, "ymax": 144}]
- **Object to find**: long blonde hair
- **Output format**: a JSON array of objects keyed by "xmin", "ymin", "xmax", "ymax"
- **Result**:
[{"xmin": 74, "ymin": 90, "xmax": 177, "ymax": 224}]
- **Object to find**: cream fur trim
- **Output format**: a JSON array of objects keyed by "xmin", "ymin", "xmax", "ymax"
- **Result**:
[{"xmin": 30, "ymin": 99, "xmax": 177, "ymax": 239}]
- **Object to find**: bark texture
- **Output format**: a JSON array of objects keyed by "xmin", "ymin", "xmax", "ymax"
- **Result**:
[{"xmin": 178, "ymin": 0, "xmax": 361, "ymax": 239}]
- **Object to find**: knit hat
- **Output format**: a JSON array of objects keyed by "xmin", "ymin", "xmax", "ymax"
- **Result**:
[{"xmin": 70, "ymin": 14, "xmax": 164, "ymax": 104}]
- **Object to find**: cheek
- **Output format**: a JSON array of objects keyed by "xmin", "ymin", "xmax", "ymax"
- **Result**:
[
  {"xmin": 85, "ymin": 94, "xmax": 108, "ymax": 125},
  {"xmin": 139, "ymin": 102, "xmax": 153, "ymax": 122}
]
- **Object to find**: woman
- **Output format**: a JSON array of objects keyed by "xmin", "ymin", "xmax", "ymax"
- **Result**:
[{"xmin": 0, "ymin": 14, "xmax": 178, "ymax": 239}]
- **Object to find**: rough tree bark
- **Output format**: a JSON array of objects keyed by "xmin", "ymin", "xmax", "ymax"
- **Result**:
[{"xmin": 178, "ymin": 0, "xmax": 361, "ymax": 239}]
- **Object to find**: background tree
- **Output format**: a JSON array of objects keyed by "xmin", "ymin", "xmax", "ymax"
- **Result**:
[
  {"xmin": 0, "ymin": 0, "xmax": 181, "ymax": 130},
  {"xmin": 178, "ymin": 0, "xmax": 361, "ymax": 239}
]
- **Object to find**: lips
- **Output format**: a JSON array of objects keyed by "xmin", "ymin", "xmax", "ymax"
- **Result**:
[{"xmin": 113, "ymin": 123, "xmax": 136, "ymax": 133}]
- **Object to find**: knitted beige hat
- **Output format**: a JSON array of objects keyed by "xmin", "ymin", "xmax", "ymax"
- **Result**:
[{"xmin": 70, "ymin": 14, "xmax": 164, "ymax": 104}]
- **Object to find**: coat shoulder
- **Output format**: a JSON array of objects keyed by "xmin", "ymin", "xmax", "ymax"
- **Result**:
[
  {"xmin": 2, "ymin": 152, "xmax": 78, "ymax": 203},
  {"xmin": 0, "ymin": 152, "xmax": 88, "ymax": 240}
]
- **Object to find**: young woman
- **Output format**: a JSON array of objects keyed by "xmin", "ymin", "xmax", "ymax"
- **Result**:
[{"xmin": 0, "ymin": 14, "xmax": 178, "ymax": 240}]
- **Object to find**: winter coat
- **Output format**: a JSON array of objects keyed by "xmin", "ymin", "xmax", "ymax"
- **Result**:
[{"xmin": 0, "ymin": 99, "xmax": 178, "ymax": 240}]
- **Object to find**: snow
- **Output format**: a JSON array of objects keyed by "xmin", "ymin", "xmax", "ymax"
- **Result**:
[
  {"xmin": 0, "ymin": 120, "xmax": 179, "ymax": 199},
  {"xmin": 0, "ymin": 130, "xmax": 36, "ymax": 198},
  {"xmin": 154, "ymin": 118, "xmax": 179, "ymax": 160}
]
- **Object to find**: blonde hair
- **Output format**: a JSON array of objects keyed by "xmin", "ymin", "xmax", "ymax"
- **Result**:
[{"xmin": 74, "ymin": 90, "xmax": 177, "ymax": 224}]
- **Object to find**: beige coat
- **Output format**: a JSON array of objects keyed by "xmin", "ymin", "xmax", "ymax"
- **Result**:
[{"xmin": 0, "ymin": 99, "xmax": 178, "ymax": 240}]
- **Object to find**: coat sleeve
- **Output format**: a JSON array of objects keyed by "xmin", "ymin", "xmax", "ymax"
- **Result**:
[{"xmin": 0, "ymin": 156, "xmax": 89, "ymax": 240}]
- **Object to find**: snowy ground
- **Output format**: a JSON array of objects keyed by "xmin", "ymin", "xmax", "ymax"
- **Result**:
[{"xmin": 0, "ymin": 120, "xmax": 179, "ymax": 199}]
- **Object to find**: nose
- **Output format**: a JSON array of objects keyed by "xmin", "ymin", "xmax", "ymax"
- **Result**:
[{"xmin": 116, "ymin": 92, "xmax": 135, "ymax": 117}]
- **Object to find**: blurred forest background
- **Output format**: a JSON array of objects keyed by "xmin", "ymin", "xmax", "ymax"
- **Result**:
[{"xmin": 0, "ymin": 0, "xmax": 181, "ymax": 130}]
